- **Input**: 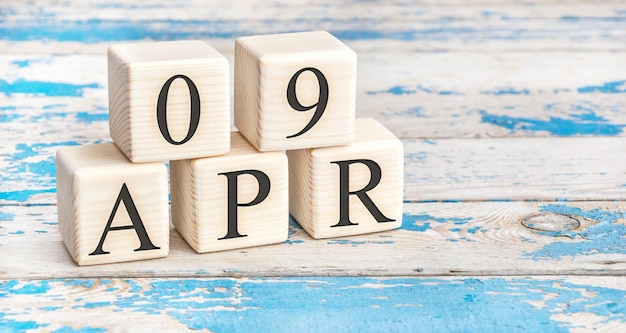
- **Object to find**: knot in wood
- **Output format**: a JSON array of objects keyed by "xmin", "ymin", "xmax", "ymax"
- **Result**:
[{"xmin": 521, "ymin": 212, "xmax": 580, "ymax": 232}]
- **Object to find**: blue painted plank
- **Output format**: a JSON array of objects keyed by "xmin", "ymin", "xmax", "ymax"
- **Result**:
[{"xmin": 0, "ymin": 277, "xmax": 624, "ymax": 332}]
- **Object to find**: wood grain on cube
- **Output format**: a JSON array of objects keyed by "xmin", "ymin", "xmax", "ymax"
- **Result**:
[
  {"xmin": 288, "ymin": 118, "xmax": 404, "ymax": 239},
  {"xmin": 234, "ymin": 31, "xmax": 356, "ymax": 151},
  {"xmin": 108, "ymin": 40, "xmax": 230, "ymax": 162},
  {"xmin": 170, "ymin": 132, "xmax": 289, "ymax": 253},
  {"xmin": 55, "ymin": 143, "xmax": 169, "ymax": 266}
]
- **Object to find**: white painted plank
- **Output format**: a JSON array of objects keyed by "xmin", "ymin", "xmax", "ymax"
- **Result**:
[
  {"xmin": 4, "ymin": 135, "xmax": 626, "ymax": 205},
  {"xmin": 2, "ymin": 51, "xmax": 625, "ymax": 144},
  {"xmin": 404, "ymin": 137, "xmax": 626, "ymax": 202},
  {"xmin": 1, "ymin": 201, "xmax": 624, "ymax": 279},
  {"xmin": 4, "ymin": 135, "xmax": 626, "ymax": 204},
  {"xmin": 1, "ymin": 1, "xmax": 625, "ymax": 54},
  {"xmin": 2, "ymin": 1, "xmax": 625, "ymax": 331}
]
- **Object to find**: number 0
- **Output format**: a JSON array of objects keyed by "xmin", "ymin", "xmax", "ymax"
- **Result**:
[
  {"xmin": 156, "ymin": 74, "xmax": 201, "ymax": 145},
  {"xmin": 286, "ymin": 67, "xmax": 329, "ymax": 138}
]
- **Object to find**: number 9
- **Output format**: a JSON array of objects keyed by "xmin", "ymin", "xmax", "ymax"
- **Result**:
[{"xmin": 286, "ymin": 67, "xmax": 329, "ymax": 138}]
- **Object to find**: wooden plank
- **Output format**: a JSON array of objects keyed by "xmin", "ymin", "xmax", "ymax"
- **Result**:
[
  {"xmin": 0, "ymin": 275, "xmax": 624, "ymax": 332},
  {"xmin": 404, "ymin": 137, "xmax": 626, "ymax": 202},
  {"xmin": 2, "ymin": 50, "xmax": 625, "ymax": 144},
  {"xmin": 2, "ymin": 51, "xmax": 626, "ymax": 204},
  {"xmin": 1, "ymin": 201, "xmax": 625, "ymax": 279},
  {"xmin": 1, "ymin": 1, "xmax": 625, "ymax": 53},
  {"xmin": 2, "ymin": 1, "xmax": 625, "ymax": 331},
  {"xmin": 4, "ymin": 136, "xmax": 626, "ymax": 205}
]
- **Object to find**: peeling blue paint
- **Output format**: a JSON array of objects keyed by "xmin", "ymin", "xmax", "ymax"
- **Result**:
[
  {"xmin": 286, "ymin": 216, "xmax": 305, "ymax": 245},
  {"xmin": 524, "ymin": 204, "xmax": 626, "ymax": 260},
  {"xmin": 367, "ymin": 85, "xmax": 462, "ymax": 96},
  {"xmin": 42, "ymin": 306, "xmax": 63, "ymax": 311},
  {"xmin": 578, "ymin": 80, "xmax": 626, "ymax": 93},
  {"xmin": 0, "ymin": 188, "xmax": 56, "ymax": 202},
  {"xmin": 0, "ymin": 112, "xmax": 20, "ymax": 122},
  {"xmin": 0, "ymin": 280, "xmax": 51, "ymax": 296},
  {"xmin": 1, "ymin": 277, "xmax": 624, "ymax": 332},
  {"xmin": 482, "ymin": 87, "xmax": 530, "ymax": 95},
  {"xmin": 0, "ymin": 79, "xmax": 100, "ymax": 97},
  {"xmin": 326, "ymin": 239, "xmax": 394, "ymax": 246},
  {"xmin": 75, "ymin": 112, "xmax": 109, "ymax": 123},
  {"xmin": 1, "ymin": 141, "xmax": 85, "ymax": 202},
  {"xmin": 0, "ymin": 19, "xmax": 247, "ymax": 42},
  {"xmin": 467, "ymin": 226, "xmax": 487, "ymax": 234},
  {"xmin": 53, "ymin": 326, "xmax": 107, "ymax": 333},
  {"xmin": 0, "ymin": 211, "xmax": 15, "ymax": 221},
  {"xmin": 480, "ymin": 110, "xmax": 626, "ymax": 136},
  {"xmin": 10, "ymin": 59, "xmax": 32, "ymax": 67},
  {"xmin": 489, "ymin": 198, "xmax": 514, "ymax": 202},
  {"xmin": 402, "ymin": 213, "xmax": 472, "ymax": 232},
  {"xmin": 0, "ymin": 314, "xmax": 46, "ymax": 331},
  {"xmin": 65, "ymin": 279, "xmax": 96, "ymax": 288},
  {"xmin": 397, "ymin": 106, "xmax": 427, "ymax": 117},
  {"xmin": 77, "ymin": 302, "xmax": 112, "ymax": 309}
]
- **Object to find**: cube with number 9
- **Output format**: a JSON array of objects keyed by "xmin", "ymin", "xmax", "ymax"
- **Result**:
[{"xmin": 234, "ymin": 31, "xmax": 356, "ymax": 151}]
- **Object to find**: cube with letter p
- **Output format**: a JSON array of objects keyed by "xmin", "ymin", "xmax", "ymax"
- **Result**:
[{"xmin": 170, "ymin": 132, "xmax": 289, "ymax": 253}]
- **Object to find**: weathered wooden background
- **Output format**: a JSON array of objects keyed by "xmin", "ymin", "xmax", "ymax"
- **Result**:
[{"xmin": 1, "ymin": 0, "xmax": 625, "ymax": 332}]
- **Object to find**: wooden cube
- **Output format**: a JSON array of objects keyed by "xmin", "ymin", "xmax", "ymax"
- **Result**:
[
  {"xmin": 108, "ymin": 40, "xmax": 230, "ymax": 163},
  {"xmin": 234, "ymin": 31, "xmax": 356, "ymax": 151},
  {"xmin": 56, "ymin": 143, "xmax": 169, "ymax": 266},
  {"xmin": 170, "ymin": 132, "xmax": 289, "ymax": 253},
  {"xmin": 288, "ymin": 118, "xmax": 403, "ymax": 239}
]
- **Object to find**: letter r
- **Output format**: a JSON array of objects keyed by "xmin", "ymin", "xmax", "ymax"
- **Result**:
[{"xmin": 330, "ymin": 159, "xmax": 395, "ymax": 227}]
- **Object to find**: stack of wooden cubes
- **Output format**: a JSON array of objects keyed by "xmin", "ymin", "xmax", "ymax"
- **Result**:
[{"xmin": 56, "ymin": 31, "xmax": 404, "ymax": 266}]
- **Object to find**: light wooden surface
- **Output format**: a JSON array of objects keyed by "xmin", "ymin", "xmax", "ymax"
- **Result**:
[{"xmin": 1, "ymin": 0, "xmax": 625, "ymax": 332}]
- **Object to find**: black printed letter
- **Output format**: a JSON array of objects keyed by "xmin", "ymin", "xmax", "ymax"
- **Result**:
[
  {"xmin": 89, "ymin": 183, "xmax": 160, "ymax": 256},
  {"xmin": 330, "ymin": 159, "xmax": 395, "ymax": 227},
  {"xmin": 217, "ymin": 170, "xmax": 271, "ymax": 240}
]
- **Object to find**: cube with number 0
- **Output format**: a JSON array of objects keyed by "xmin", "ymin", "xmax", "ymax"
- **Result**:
[
  {"xmin": 234, "ymin": 31, "xmax": 356, "ymax": 151},
  {"xmin": 108, "ymin": 40, "xmax": 230, "ymax": 163}
]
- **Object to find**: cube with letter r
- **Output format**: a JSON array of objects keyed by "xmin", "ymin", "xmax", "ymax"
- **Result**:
[{"xmin": 288, "ymin": 118, "xmax": 404, "ymax": 239}]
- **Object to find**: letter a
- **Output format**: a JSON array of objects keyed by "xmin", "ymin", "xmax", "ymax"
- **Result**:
[
  {"xmin": 330, "ymin": 159, "xmax": 395, "ymax": 227},
  {"xmin": 89, "ymin": 183, "xmax": 160, "ymax": 256}
]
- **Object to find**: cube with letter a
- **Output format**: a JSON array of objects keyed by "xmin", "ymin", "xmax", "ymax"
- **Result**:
[
  {"xmin": 108, "ymin": 40, "xmax": 230, "ymax": 163},
  {"xmin": 56, "ymin": 143, "xmax": 169, "ymax": 266},
  {"xmin": 288, "ymin": 118, "xmax": 404, "ymax": 239},
  {"xmin": 234, "ymin": 31, "xmax": 356, "ymax": 151},
  {"xmin": 170, "ymin": 132, "xmax": 289, "ymax": 253}
]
